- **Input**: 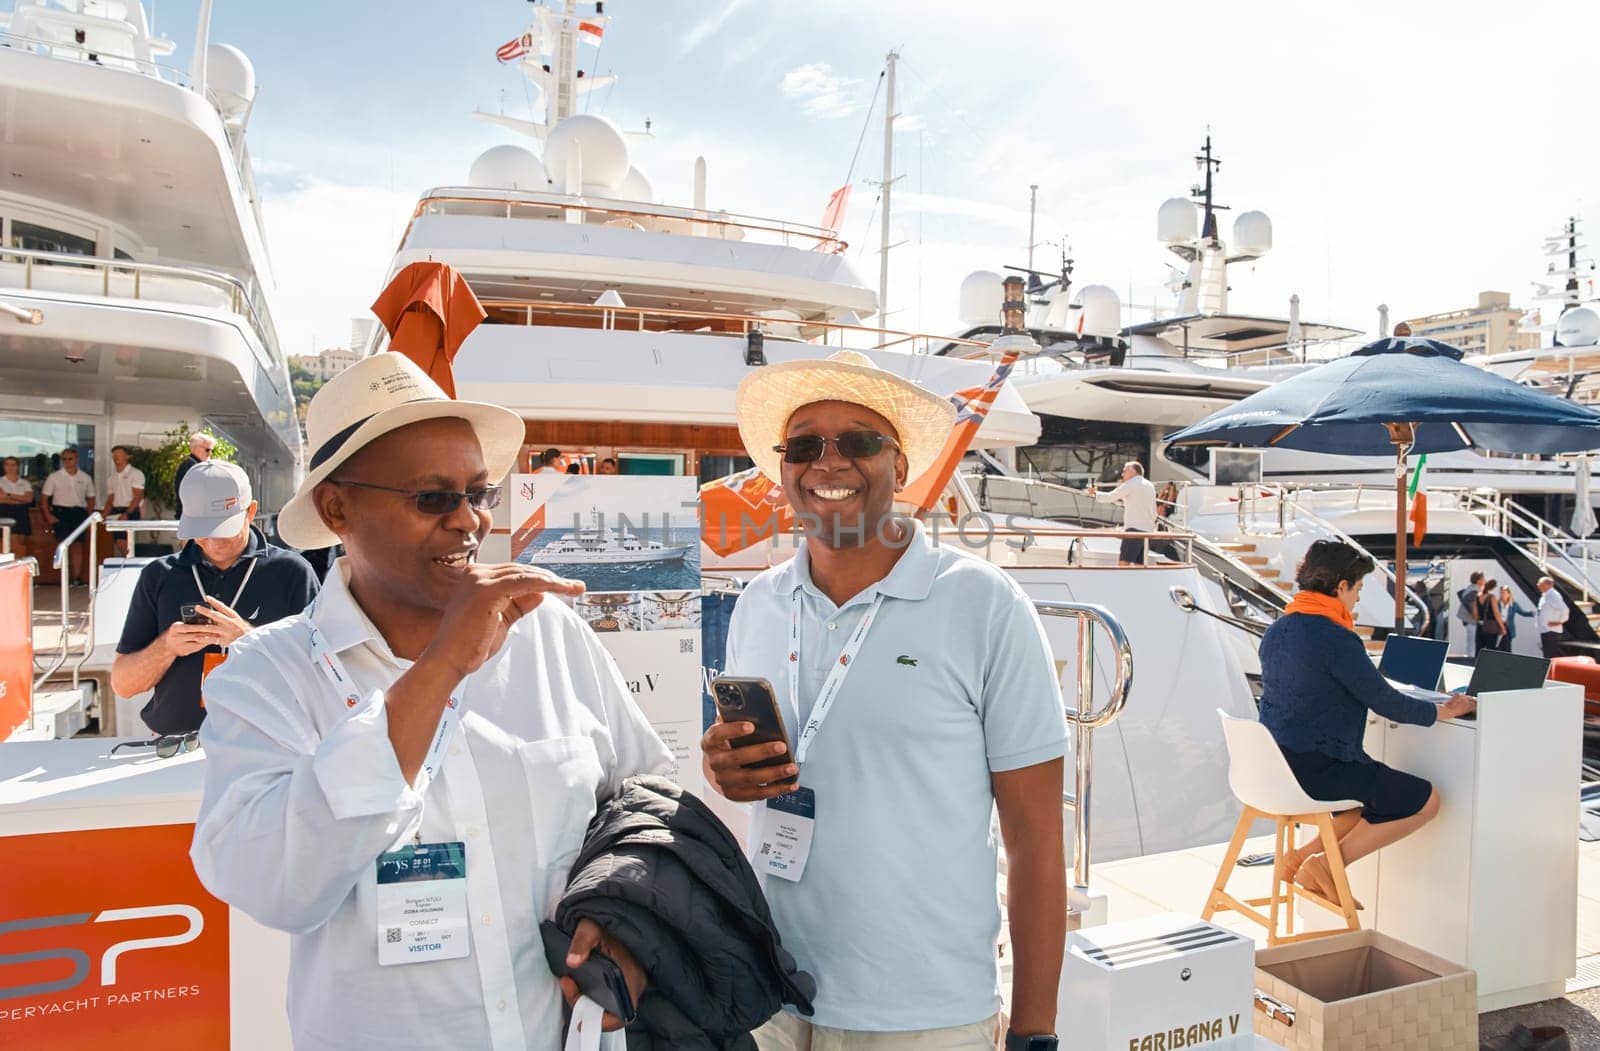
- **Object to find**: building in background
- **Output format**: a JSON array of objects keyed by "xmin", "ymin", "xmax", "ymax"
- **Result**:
[
  {"xmin": 1401, "ymin": 291, "xmax": 1541, "ymax": 357},
  {"xmin": 289, "ymin": 346, "xmax": 359, "ymax": 381}
]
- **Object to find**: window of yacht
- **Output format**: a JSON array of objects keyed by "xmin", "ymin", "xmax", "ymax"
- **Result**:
[
  {"xmin": 697, "ymin": 454, "xmax": 754, "ymax": 485},
  {"xmin": 0, "ymin": 421, "xmax": 96, "ymax": 483},
  {"xmin": 10, "ymin": 220, "xmax": 96, "ymax": 257}
]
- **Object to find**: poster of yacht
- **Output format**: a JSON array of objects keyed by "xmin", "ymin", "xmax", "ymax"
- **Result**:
[{"xmin": 510, "ymin": 474, "xmax": 703, "ymax": 792}]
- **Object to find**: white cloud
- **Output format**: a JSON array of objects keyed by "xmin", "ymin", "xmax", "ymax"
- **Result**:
[
  {"xmin": 678, "ymin": 0, "xmax": 748, "ymax": 56},
  {"xmin": 781, "ymin": 63, "xmax": 864, "ymax": 120}
]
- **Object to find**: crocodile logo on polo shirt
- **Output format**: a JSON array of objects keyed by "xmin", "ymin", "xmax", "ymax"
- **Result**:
[{"xmin": 896, "ymin": 655, "xmax": 918, "ymax": 667}]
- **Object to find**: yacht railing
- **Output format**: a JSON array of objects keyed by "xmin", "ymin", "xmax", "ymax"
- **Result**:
[
  {"xmin": 0, "ymin": 25, "xmax": 182, "ymax": 83},
  {"xmin": 1035, "ymin": 601, "xmax": 1134, "ymax": 894},
  {"xmin": 33, "ymin": 512, "xmax": 100, "ymax": 699},
  {"xmin": 1447, "ymin": 488, "xmax": 1598, "ymax": 602},
  {"xmin": 473, "ymin": 298, "xmax": 992, "ymax": 357},
  {"xmin": 0, "ymin": 246, "xmax": 286, "ymax": 388},
  {"xmin": 410, "ymin": 190, "xmax": 847, "ymax": 253}
]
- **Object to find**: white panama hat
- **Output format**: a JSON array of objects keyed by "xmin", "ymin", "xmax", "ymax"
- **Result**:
[
  {"xmin": 277, "ymin": 352, "xmax": 525, "ymax": 549},
  {"xmin": 734, "ymin": 350, "xmax": 956, "ymax": 484}
]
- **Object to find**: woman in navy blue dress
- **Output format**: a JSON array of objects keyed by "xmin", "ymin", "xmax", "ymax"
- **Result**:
[{"xmin": 1258, "ymin": 540, "xmax": 1477, "ymax": 903}]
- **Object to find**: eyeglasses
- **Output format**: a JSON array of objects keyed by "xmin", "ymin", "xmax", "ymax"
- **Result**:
[
  {"xmin": 332, "ymin": 480, "xmax": 502, "ymax": 515},
  {"xmin": 110, "ymin": 731, "xmax": 201, "ymax": 759},
  {"xmin": 773, "ymin": 430, "xmax": 900, "ymax": 464}
]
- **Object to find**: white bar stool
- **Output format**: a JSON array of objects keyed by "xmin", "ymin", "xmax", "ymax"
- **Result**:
[{"xmin": 1201, "ymin": 710, "xmax": 1362, "ymax": 945}]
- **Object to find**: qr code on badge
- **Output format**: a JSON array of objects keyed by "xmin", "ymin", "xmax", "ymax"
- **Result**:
[
  {"xmin": 386, "ymin": 927, "xmax": 402, "ymax": 944},
  {"xmin": 679, "ymin": 637, "xmax": 695, "ymax": 653}
]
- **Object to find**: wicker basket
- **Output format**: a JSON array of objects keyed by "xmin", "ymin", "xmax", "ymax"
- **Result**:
[{"xmin": 1254, "ymin": 929, "xmax": 1477, "ymax": 1050}]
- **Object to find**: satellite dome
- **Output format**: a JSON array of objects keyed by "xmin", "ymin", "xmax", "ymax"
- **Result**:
[
  {"xmin": 1558, "ymin": 306, "xmax": 1600, "ymax": 347},
  {"xmin": 1078, "ymin": 285, "xmax": 1121, "ymax": 339},
  {"xmin": 957, "ymin": 270, "xmax": 1005, "ymax": 326},
  {"xmin": 468, "ymin": 145, "xmax": 548, "ymax": 190},
  {"xmin": 1158, "ymin": 198, "xmax": 1198, "ymax": 244},
  {"xmin": 207, "ymin": 43, "xmax": 256, "ymax": 119},
  {"xmin": 543, "ymin": 114, "xmax": 631, "ymax": 191},
  {"xmin": 617, "ymin": 165, "xmax": 654, "ymax": 203},
  {"xmin": 1233, "ymin": 210, "xmax": 1273, "ymax": 256}
]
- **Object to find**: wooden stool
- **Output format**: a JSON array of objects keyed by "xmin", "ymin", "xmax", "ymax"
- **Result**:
[{"xmin": 1201, "ymin": 711, "xmax": 1362, "ymax": 945}]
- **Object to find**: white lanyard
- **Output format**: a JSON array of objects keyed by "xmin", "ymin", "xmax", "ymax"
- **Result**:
[
  {"xmin": 307, "ymin": 608, "xmax": 464, "ymax": 796},
  {"xmin": 789, "ymin": 589, "xmax": 886, "ymax": 765},
  {"xmin": 191, "ymin": 557, "xmax": 259, "ymax": 612}
]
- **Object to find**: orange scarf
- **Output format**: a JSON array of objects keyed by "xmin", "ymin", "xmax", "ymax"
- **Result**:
[{"xmin": 1285, "ymin": 590, "xmax": 1356, "ymax": 632}]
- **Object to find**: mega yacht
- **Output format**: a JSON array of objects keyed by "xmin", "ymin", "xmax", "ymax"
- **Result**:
[
  {"xmin": 0, "ymin": 0, "xmax": 301, "ymax": 739},
  {"xmin": 529, "ymin": 517, "xmax": 691, "ymax": 566}
]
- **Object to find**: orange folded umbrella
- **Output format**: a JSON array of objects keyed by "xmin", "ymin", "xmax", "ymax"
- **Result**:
[{"xmin": 370, "ymin": 262, "xmax": 486, "ymax": 398}]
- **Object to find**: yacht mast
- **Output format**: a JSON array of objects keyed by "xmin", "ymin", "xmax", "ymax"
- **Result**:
[
  {"xmin": 878, "ymin": 49, "xmax": 899, "ymax": 325},
  {"xmin": 1026, "ymin": 183, "xmax": 1039, "ymax": 281}
]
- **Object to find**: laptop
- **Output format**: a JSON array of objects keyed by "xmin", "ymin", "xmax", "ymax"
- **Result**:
[
  {"xmin": 1379, "ymin": 635, "xmax": 1450, "ymax": 693},
  {"xmin": 1464, "ymin": 648, "xmax": 1551, "ymax": 697}
]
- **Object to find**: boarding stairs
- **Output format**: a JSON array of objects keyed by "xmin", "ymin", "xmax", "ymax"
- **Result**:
[{"xmin": 1450, "ymin": 488, "xmax": 1600, "ymax": 631}]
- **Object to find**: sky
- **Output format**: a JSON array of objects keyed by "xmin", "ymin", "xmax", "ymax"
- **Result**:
[{"xmin": 148, "ymin": 0, "xmax": 1600, "ymax": 358}]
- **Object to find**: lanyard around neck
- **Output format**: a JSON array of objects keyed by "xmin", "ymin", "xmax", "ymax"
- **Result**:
[
  {"xmin": 191, "ymin": 557, "xmax": 258, "ymax": 612},
  {"xmin": 788, "ymin": 588, "xmax": 886, "ymax": 765},
  {"xmin": 306, "ymin": 604, "xmax": 464, "ymax": 796}
]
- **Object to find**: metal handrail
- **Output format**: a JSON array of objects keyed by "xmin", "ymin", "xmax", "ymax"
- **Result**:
[
  {"xmin": 1450, "ymin": 488, "xmax": 1598, "ymax": 602},
  {"xmin": 1, "ymin": 246, "xmax": 285, "ymax": 389},
  {"xmin": 1169, "ymin": 585, "xmax": 1269, "ymax": 638},
  {"xmin": 34, "ymin": 512, "xmax": 101, "ymax": 696},
  {"xmin": 472, "ymin": 298, "xmax": 992, "ymax": 356},
  {"xmin": 1286, "ymin": 493, "xmax": 1432, "ymax": 634},
  {"xmin": 1033, "ymin": 600, "xmax": 1134, "ymax": 893}
]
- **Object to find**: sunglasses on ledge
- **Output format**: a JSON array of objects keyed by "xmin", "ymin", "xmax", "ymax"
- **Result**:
[
  {"xmin": 332, "ymin": 481, "xmax": 503, "ymax": 515},
  {"xmin": 110, "ymin": 731, "xmax": 201, "ymax": 760},
  {"xmin": 774, "ymin": 430, "xmax": 900, "ymax": 464}
]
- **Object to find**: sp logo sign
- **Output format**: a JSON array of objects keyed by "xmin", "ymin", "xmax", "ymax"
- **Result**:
[{"xmin": 0, "ymin": 905, "xmax": 203, "ymax": 1001}]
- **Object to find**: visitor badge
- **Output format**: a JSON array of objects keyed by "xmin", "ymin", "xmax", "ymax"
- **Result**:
[
  {"xmin": 375, "ymin": 841, "xmax": 470, "ymax": 966},
  {"xmin": 758, "ymin": 787, "xmax": 816, "ymax": 882}
]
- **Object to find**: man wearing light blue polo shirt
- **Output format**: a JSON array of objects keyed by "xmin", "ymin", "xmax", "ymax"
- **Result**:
[{"xmin": 703, "ymin": 352, "xmax": 1067, "ymax": 1051}]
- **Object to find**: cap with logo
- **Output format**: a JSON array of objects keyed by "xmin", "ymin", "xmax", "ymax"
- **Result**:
[{"xmin": 178, "ymin": 461, "xmax": 253, "ymax": 540}]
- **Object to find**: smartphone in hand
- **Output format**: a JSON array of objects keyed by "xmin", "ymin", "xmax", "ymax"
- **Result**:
[
  {"xmin": 180, "ymin": 603, "xmax": 208, "ymax": 625},
  {"xmin": 711, "ymin": 676, "xmax": 797, "ymax": 785}
]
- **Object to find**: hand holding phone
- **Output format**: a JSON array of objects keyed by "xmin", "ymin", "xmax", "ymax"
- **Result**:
[
  {"xmin": 702, "ymin": 676, "xmax": 799, "ymax": 803},
  {"xmin": 180, "ymin": 603, "xmax": 209, "ymax": 626}
]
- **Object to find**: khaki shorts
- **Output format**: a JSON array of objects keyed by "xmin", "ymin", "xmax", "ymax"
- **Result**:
[{"xmin": 755, "ymin": 1010, "xmax": 1000, "ymax": 1050}]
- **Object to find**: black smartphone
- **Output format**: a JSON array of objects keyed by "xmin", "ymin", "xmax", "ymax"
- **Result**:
[
  {"xmin": 711, "ymin": 676, "xmax": 796, "ymax": 784},
  {"xmin": 538, "ymin": 921, "xmax": 636, "ymax": 1025},
  {"xmin": 180, "ymin": 603, "xmax": 208, "ymax": 625}
]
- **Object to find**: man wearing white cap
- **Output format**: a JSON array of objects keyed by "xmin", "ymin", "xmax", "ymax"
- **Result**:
[
  {"xmin": 703, "ymin": 352, "xmax": 1067, "ymax": 1051},
  {"xmin": 112, "ymin": 460, "xmax": 319, "ymax": 736},
  {"xmin": 190, "ymin": 352, "xmax": 672, "ymax": 1050}
]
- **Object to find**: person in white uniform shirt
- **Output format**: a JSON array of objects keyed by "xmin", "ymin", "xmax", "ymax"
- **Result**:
[
  {"xmin": 703, "ymin": 351, "xmax": 1068, "ymax": 1051},
  {"xmin": 1089, "ymin": 461, "xmax": 1158, "ymax": 566},
  {"xmin": 41, "ymin": 446, "xmax": 95, "ymax": 584},
  {"xmin": 1536, "ymin": 576, "xmax": 1569, "ymax": 659},
  {"xmin": 191, "ymin": 353, "xmax": 673, "ymax": 1050},
  {"xmin": 102, "ymin": 444, "xmax": 145, "ymax": 556},
  {"xmin": 0, "ymin": 455, "xmax": 33, "ymax": 554}
]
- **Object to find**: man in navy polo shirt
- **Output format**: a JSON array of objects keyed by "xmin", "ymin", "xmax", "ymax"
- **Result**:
[{"xmin": 112, "ymin": 461, "xmax": 319, "ymax": 735}]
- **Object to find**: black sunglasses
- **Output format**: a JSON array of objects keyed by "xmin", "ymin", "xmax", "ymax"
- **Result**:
[
  {"xmin": 773, "ymin": 430, "xmax": 900, "ymax": 464},
  {"xmin": 110, "ymin": 731, "xmax": 201, "ymax": 759},
  {"xmin": 333, "ymin": 480, "xmax": 502, "ymax": 515}
]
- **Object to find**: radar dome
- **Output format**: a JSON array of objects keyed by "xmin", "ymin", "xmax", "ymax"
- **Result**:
[
  {"xmin": 543, "ymin": 114, "xmax": 631, "ymax": 191},
  {"xmin": 957, "ymin": 270, "xmax": 1005, "ymax": 326},
  {"xmin": 469, "ymin": 145, "xmax": 549, "ymax": 190},
  {"xmin": 1558, "ymin": 306, "xmax": 1600, "ymax": 347},
  {"xmin": 207, "ymin": 43, "xmax": 256, "ymax": 119},
  {"xmin": 1233, "ymin": 210, "xmax": 1273, "ymax": 256},
  {"xmin": 1158, "ymin": 198, "xmax": 1198, "ymax": 244},
  {"xmin": 1078, "ymin": 285, "xmax": 1121, "ymax": 339},
  {"xmin": 617, "ymin": 165, "xmax": 654, "ymax": 203}
]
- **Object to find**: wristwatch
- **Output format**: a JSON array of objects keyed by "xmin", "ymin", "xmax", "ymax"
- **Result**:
[{"xmin": 1004, "ymin": 1032, "xmax": 1058, "ymax": 1051}]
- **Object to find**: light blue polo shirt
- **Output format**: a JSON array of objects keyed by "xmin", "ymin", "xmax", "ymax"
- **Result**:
[{"xmin": 726, "ymin": 520, "xmax": 1066, "ymax": 1031}]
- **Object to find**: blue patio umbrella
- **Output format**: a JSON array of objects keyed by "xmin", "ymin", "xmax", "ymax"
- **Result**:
[{"xmin": 1164, "ymin": 337, "xmax": 1600, "ymax": 628}]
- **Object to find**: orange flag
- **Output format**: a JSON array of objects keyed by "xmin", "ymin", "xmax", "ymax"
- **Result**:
[
  {"xmin": 700, "ymin": 467, "xmax": 794, "ymax": 558},
  {"xmin": 370, "ymin": 262, "xmax": 486, "ymax": 398},
  {"xmin": 897, "ymin": 351, "xmax": 1021, "ymax": 513}
]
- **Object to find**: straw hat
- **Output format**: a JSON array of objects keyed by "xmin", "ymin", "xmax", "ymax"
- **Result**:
[
  {"xmin": 735, "ymin": 351, "xmax": 956, "ymax": 483},
  {"xmin": 277, "ymin": 353, "xmax": 525, "ymax": 549}
]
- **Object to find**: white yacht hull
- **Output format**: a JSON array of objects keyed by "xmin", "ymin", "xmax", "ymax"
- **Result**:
[{"xmin": 531, "ymin": 544, "xmax": 691, "ymax": 566}]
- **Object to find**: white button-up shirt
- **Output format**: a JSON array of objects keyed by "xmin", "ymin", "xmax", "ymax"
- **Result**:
[
  {"xmin": 41, "ymin": 467, "xmax": 93, "ymax": 508},
  {"xmin": 1094, "ymin": 474, "xmax": 1158, "ymax": 532},
  {"xmin": 107, "ymin": 464, "xmax": 145, "ymax": 507},
  {"xmin": 192, "ymin": 561, "xmax": 672, "ymax": 1050},
  {"xmin": 1538, "ymin": 587, "xmax": 1570, "ymax": 633}
]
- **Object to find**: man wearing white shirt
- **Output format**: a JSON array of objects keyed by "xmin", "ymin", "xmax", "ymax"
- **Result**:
[
  {"xmin": 41, "ymin": 446, "xmax": 95, "ymax": 584},
  {"xmin": 1536, "ymin": 576, "xmax": 1569, "ymax": 659},
  {"xmin": 102, "ymin": 444, "xmax": 145, "ymax": 556},
  {"xmin": 191, "ymin": 353, "xmax": 673, "ymax": 1050},
  {"xmin": 0, "ymin": 456, "xmax": 33, "ymax": 555},
  {"xmin": 1089, "ymin": 461, "xmax": 1158, "ymax": 566}
]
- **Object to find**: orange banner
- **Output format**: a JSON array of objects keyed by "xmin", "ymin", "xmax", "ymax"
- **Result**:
[
  {"xmin": 0, "ymin": 824, "xmax": 231, "ymax": 1049},
  {"xmin": 0, "ymin": 560, "xmax": 31, "ymax": 739},
  {"xmin": 700, "ymin": 468, "xmax": 794, "ymax": 558}
]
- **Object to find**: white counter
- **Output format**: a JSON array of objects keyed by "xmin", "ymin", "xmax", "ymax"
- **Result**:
[
  {"xmin": 1300, "ymin": 670, "xmax": 1584, "ymax": 1012},
  {"xmin": 0, "ymin": 739, "xmax": 290, "ymax": 1049}
]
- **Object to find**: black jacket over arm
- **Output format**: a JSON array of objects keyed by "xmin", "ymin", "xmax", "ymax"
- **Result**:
[{"xmin": 544, "ymin": 776, "xmax": 816, "ymax": 1050}]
